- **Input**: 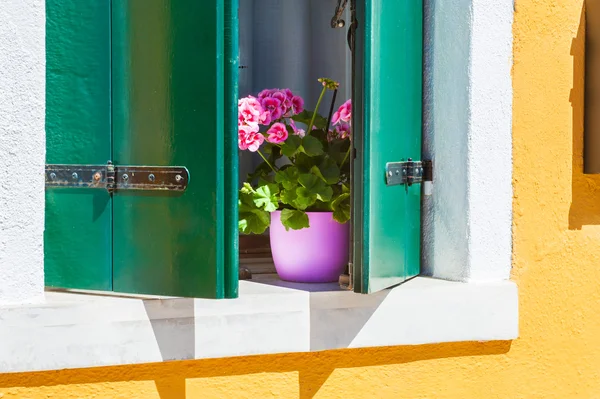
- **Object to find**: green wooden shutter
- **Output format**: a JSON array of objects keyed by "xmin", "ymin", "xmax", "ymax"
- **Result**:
[
  {"xmin": 45, "ymin": 0, "xmax": 239, "ymax": 298},
  {"xmin": 45, "ymin": 0, "xmax": 113, "ymax": 291},
  {"xmin": 353, "ymin": 0, "xmax": 423, "ymax": 293}
]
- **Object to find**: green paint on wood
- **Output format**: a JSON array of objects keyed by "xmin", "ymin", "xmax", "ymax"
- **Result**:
[
  {"xmin": 224, "ymin": 0, "xmax": 240, "ymax": 298},
  {"xmin": 45, "ymin": 0, "xmax": 112, "ymax": 290},
  {"xmin": 111, "ymin": 0, "xmax": 237, "ymax": 297},
  {"xmin": 353, "ymin": 0, "xmax": 423, "ymax": 293},
  {"xmin": 46, "ymin": 0, "xmax": 238, "ymax": 298}
]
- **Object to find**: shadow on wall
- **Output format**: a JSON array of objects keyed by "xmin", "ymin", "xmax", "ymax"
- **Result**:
[
  {"xmin": 0, "ymin": 341, "xmax": 511, "ymax": 399},
  {"xmin": 569, "ymin": 2, "xmax": 600, "ymax": 229}
]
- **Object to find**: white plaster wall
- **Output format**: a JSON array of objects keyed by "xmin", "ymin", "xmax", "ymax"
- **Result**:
[
  {"xmin": 422, "ymin": 0, "xmax": 513, "ymax": 282},
  {"xmin": 0, "ymin": 0, "xmax": 45, "ymax": 304}
]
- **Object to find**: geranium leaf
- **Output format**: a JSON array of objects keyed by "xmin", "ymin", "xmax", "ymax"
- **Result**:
[
  {"xmin": 295, "ymin": 187, "xmax": 317, "ymax": 210},
  {"xmin": 280, "ymin": 209, "xmax": 310, "ymax": 231},
  {"xmin": 300, "ymin": 135, "xmax": 324, "ymax": 156},
  {"xmin": 329, "ymin": 139, "xmax": 351, "ymax": 164},
  {"xmin": 333, "ymin": 204, "xmax": 351, "ymax": 224},
  {"xmin": 238, "ymin": 209, "xmax": 270, "ymax": 234},
  {"xmin": 253, "ymin": 183, "xmax": 279, "ymax": 212},
  {"xmin": 281, "ymin": 189, "xmax": 299, "ymax": 206},
  {"xmin": 331, "ymin": 192, "xmax": 351, "ymax": 224},
  {"xmin": 275, "ymin": 167, "xmax": 299, "ymax": 190},
  {"xmin": 238, "ymin": 191, "xmax": 270, "ymax": 234},
  {"xmin": 291, "ymin": 111, "xmax": 328, "ymax": 130},
  {"xmin": 281, "ymin": 135, "xmax": 302, "ymax": 157},
  {"xmin": 298, "ymin": 173, "xmax": 333, "ymax": 203},
  {"xmin": 314, "ymin": 157, "xmax": 340, "ymax": 184},
  {"xmin": 294, "ymin": 152, "xmax": 319, "ymax": 172}
]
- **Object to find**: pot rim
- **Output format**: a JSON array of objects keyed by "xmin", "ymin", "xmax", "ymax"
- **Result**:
[{"xmin": 271, "ymin": 210, "xmax": 334, "ymax": 215}]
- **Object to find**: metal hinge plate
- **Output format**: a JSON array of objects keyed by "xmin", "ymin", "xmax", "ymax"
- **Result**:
[
  {"xmin": 385, "ymin": 159, "xmax": 433, "ymax": 186},
  {"xmin": 45, "ymin": 162, "xmax": 189, "ymax": 193}
]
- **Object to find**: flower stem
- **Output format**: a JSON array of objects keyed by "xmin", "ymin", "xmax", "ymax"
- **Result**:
[
  {"xmin": 257, "ymin": 150, "xmax": 277, "ymax": 173},
  {"xmin": 308, "ymin": 86, "xmax": 327, "ymax": 133},
  {"xmin": 326, "ymin": 89, "xmax": 338, "ymax": 131},
  {"xmin": 340, "ymin": 145, "xmax": 352, "ymax": 167}
]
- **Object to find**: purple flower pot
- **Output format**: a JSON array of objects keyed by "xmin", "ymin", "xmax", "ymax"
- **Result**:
[{"xmin": 270, "ymin": 211, "xmax": 349, "ymax": 283}]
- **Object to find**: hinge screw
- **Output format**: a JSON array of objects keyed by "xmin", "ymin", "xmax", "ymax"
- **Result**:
[
  {"xmin": 93, "ymin": 172, "xmax": 101, "ymax": 182},
  {"xmin": 49, "ymin": 173, "xmax": 56, "ymax": 181},
  {"xmin": 175, "ymin": 174, "xmax": 183, "ymax": 182},
  {"xmin": 122, "ymin": 174, "xmax": 129, "ymax": 182},
  {"xmin": 71, "ymin": 172, "xmax": 78, "ymax": 180},
  {"xmin": 148, "ymin": 174, "xmax": 155, "ymax": 182}
]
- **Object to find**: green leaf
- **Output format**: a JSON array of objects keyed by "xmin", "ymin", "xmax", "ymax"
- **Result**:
[
  {"xmin": 333, "ymin": 205, "xmax": 351, "ymax": 224},
  {"xmin": 311, "ymin": 157, "xmax": 340, "ymax": 184},
  {"xmin": 298, "ymin": 173, "xmax": 333, "ymax": 202},
  {"xmin": 280, "ymin": 189, "xmax": 298, "ymax": 206},
  {"xmin": 331, "ymin": 192, "xmax": 351, "ymax": 224},
  {"xmin": 294, "ymin": 152, "xmax": 319, "ymax": 172},
  {"xmin": 311, "ymin": 200, "xmax": 332, "ymax": 212},
  {"xmin": 300, "ymin": 135, "xmax": 324, "ymax": 156},
  {"xmin": 246, "ymin": 162, "xmax": 273, "ymax": 183},
  {"xmin": 280, "ymin": 209, "xmax": 310, "ymax": 231},
  {"xmin": 329, "ymin": 139, "xmax": 351, "ymax": 164},
  {"xmin": 281, "ymin": 135, "xmax": 302, "ymax": 158},
  {"xmin": 291, "ymin": 111, "xmax": 328, "ymax": 130},
  {"xmin": 238, "ymin": 208, "xmax": 270, "ymax": 234},
  {"xmin": 261, "ymin": 142, "xmax": 274, "ymax": 156},
  {"xmin": 253, "ymin": 183, "xmax": 279, "ymax": 212},
  {"xmin": 295, "ymin": 187, "xmax": 317, "ymax": 210},
  {"xmin": 310, "ymin": 129, "xmax": 328, "ymax": 145},
  {"xmin": 275, "ymin": 166, "xmax": 299, "ymax": 190},
  {"xmin": 238, "ymin": 191, "xmax": 270, "ymax": 234},
  {"xmin": 331, "ymin": 192, "xmax": 350, "ymax": 209}
]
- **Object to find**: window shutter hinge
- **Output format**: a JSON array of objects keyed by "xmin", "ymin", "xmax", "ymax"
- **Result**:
[
  {"xmin": 45, "ymin": 161, "xmax": 189, "ymax": 194},
  {"xmin": 385, "ymin": 159, "xmax": 433, "ymax": 187}
]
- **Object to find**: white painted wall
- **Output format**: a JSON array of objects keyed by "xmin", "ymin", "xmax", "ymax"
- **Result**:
[
  {"xmin": 0, "ymin": 0, "xmax": 45, "ymax": 304},
  {"xmin": 422, "ymin": 0, "xmax": 513, "ymax": 282}
]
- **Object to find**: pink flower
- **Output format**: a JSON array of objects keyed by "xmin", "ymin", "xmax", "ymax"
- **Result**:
[
  {"xmin": 339, "ymin": 99, "xmax": 352, "ymax": 122},
  {"xmin": 291, "ymin": 96, "xmax": 304, "ymax": 115},
  {"xmin": 335, "ymin": 122, "xmax": 351, "ymax": 140},
  {"xmin": 272, "ymin": 90, "xmax": 290, "ymax": 112},
  {"xmin": 266, "ymin": 122, "xmax": 289, "ymax": 144},
  {"xmin": 332, "ymin": 99, "xmax": 352, "ymax": 125},
  {"xmin": 238, "ymin": 96, "xmax": 263, "ymax": 128},
  {"xmin": 283, "ymin": 88, "xmax": 294, "ymax": 101},
  {"xmin": 259, "ymin": 110, "xmax": 271, "ymax": 125},
  {"xmin": 239, "ymin": 125, "xmax": 264, "ymax": 152},
  {"xmin": 258, "ymin": 89, "xmax": 275, "ymax": 100},
  {"xmin": 261, "ymin": 97, "xmax": 283, "ymax": 120},
  {"xmin": 289, "ymin": 119, "xmax": 306, "ymax": 138}
]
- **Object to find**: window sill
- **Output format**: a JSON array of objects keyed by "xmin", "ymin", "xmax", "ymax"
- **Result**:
[{"xmin": 0, "ymin": 277, "xmax": 518, "ymax": 373}]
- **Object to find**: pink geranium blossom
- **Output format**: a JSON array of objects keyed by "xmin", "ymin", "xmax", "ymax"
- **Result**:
[
  {"xmin": 332, "ymin": 99, "xmax": 352, "ymax": 125},
  {"xmin": 335, "ymin": 122, "xmax": 351, "ymax": 140},
  {"xmin": 238, "ymin": 125, "xmax": 265, "ymax": 152},
  {"xmin": 259, "ymin": 110, "xmax": 272, "ymax": 125},
  {"xmin": 261, "ymin": 97, "xmax": 283, "ymax": 121},
  {"xmin": 289, "ymin": 119, "xmax": 306, "ymax": 138},
  {"xmin": 272, "ymin": 90, "xmax": 290, "ymax": 113},
  {"xmin": 291, "ymin": 96, "xmax": 304, "ymax": 115},
  {"xmin": 258, "ymin": 89, "xmax": 275, "ymax": 100},
  {"xmin": 238, "ymin": 96, "xmax": 264, "ymax": 130},
  {"xmin": 266, "ymin": 122, "xmax": 289, "ymax": 144}
]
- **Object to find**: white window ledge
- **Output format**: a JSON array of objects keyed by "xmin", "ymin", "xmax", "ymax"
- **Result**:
[{"xmin": 0, "ymin": 276, "xmax": 518, "ymax": 373}]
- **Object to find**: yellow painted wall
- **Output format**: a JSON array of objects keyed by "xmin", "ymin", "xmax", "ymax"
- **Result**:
[{"xmin": 2, "ymin": 1, "xmax": 599, "ymax": 398}]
